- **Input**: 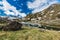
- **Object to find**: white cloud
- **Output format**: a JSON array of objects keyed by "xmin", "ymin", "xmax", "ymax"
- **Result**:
[
  {"xmin": 27, "ymin": 0, "xmax": 46, "ymax": 9},
  {"xmin": 4, "ymin": 11, "xmax": 15, "ymax": 15},
  {"xmin": 27, "ymin": 0, "xmax": 58, "ymax": 13},
  {"xmin": 0, "ymin": 0, "xmax": 59, "ymax": 17},
  {"xmin": 19, "ymin": 13, "xmax": 26, "ymax": 17},
  {"xmin": 0, "ymin": 1, "xmax": 2, "ymax": 4},
  {"xmin": 0, "ymin": 0, "xmax": 26, "ymax": 17}
]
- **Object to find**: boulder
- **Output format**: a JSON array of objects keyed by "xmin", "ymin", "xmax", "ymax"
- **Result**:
[{"xmin": 2, "ymin": 21, "xmax": 22, "ymax": 31}]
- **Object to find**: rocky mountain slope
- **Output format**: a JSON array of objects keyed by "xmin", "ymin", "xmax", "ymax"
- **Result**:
[
  {"xmin": 25, "ymin": 4, "xmax": 60, "ymax": 21},
  {"xmin": 24, "ymin": 4, "xmax": 60, "ymax": 28},
  {"xmin": 41, "ymin": 4, "xmax": 60, "ymax": 20}
]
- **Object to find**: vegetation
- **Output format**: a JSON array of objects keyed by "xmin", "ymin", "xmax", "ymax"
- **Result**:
[
  {"xmin": 0, "ymin": 26, "xmax": 60, "ymax": 40},
  {"xmin": 40, "ymin": 19, "xmax": 60, "ymax": 29},
  {"xmin": 24, "ymin": 4, "xmax": 60, "ymax": 29},
  {"xmin": 0, "ymin": 4, "xmax": 60, "ymax": 40}
]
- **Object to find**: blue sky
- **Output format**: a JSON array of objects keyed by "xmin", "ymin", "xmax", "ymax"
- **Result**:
[{"xmin": 0, "ymin": 0, "xmax": 60, "ymax": 17}]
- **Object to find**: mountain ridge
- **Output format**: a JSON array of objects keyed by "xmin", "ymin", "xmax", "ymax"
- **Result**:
[{"xmin": 25, "ymin": 3, "xmax": 60, "ymax": 21}]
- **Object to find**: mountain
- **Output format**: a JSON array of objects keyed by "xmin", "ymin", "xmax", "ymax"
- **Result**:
[
  {"xmin": 24, "ymin": 4, "xmax": 60, "ymax": 28},
  {"xmin": 41, "ymin": 4, "xmax": 60, "ymax": 20},
  {"xmin": 25, "ymin": 4, "xmax": 60, "ymax": 21}
]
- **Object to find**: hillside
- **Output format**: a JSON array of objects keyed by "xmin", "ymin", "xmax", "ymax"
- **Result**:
[
  {"xmin": 40, "ymin": 4, "xmax": 60, "ymax": 28},
  {"xmin": 24, "ymin": 4, "xmax": 60, "ymax": 28},
  {"xmin": 25, "ymin": 4, "xmax": 60, "ymax": 20},
  {"xmin": 41, "ymin": 4, "xmax": 60, "ymax": 20}
]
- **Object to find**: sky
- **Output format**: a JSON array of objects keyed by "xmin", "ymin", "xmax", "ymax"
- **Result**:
[{"xmin": 0, "ymin": 0, "xmax": 60, "ymax": 18}]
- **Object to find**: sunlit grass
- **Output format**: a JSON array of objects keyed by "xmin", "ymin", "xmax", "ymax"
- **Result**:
[{"xmin": 0, "ymin": 26, "xmax": 60, "ymax": 40}]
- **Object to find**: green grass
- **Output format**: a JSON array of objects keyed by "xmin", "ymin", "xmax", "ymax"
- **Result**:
[{"xmin": 0, "ymin": 26, "xmax": 60, "ymax": 40}]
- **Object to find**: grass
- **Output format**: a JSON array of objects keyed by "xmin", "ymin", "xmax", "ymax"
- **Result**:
[
  {"xmin": 0, "ymin": 26, "xmax": 60, "ymax": 40},
  {"xmin": 40, "ymin": 19, "xmax": 60, "ymax": 28}
]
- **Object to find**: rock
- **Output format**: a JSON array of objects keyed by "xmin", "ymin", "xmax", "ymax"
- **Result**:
[
  {"xmin": 2, "ymin": 21, "xmax": 22, "ymax": 31},
  {"xmin": 0, "ymin": 26, "xmax": 3, "ymax": 30}
]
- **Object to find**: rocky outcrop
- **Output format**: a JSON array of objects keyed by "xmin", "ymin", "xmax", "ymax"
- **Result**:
[{"xmin": 2, "ymin": 21, "xmax": 22, "ymax": 31}]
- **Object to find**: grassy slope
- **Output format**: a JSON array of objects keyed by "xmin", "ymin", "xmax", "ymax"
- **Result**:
[
  {"xmin": 40, "ymin": 19, "xmax": 60, "ymax": 28},
  {"xmin": 0, "ymin": 27, "xmax": 60, "ymax": 40}
]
